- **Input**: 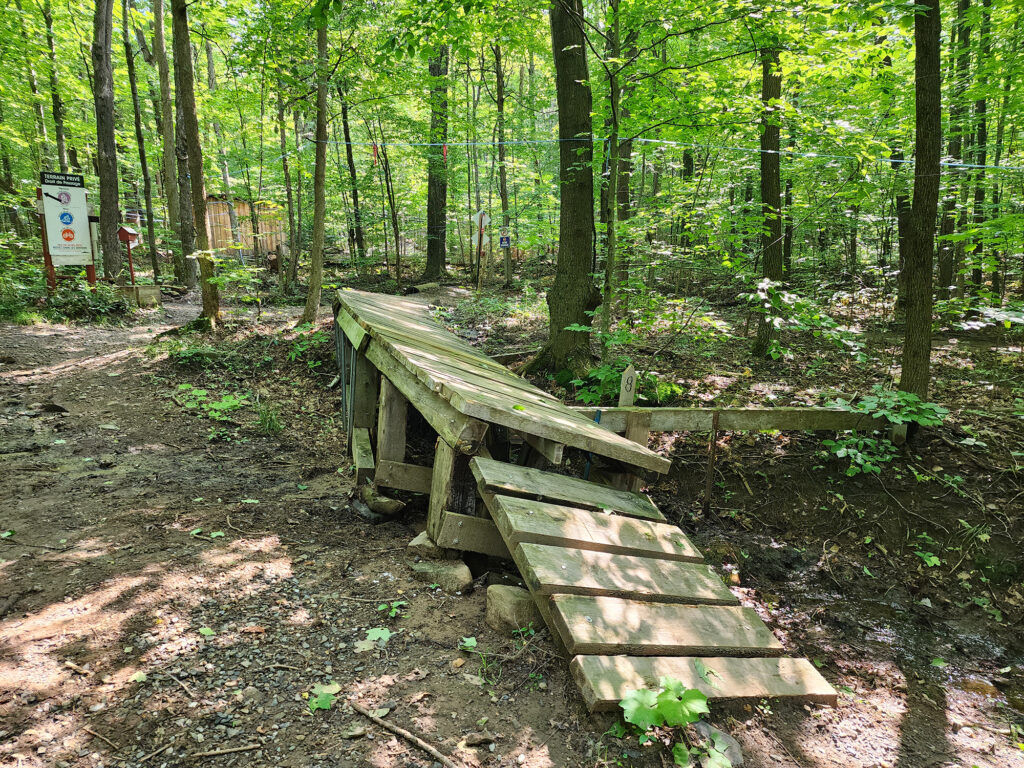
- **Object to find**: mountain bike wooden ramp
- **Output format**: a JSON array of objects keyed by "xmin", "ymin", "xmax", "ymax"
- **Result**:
[{"xmin": 333, "ymin": 289, "xmax": 835, "ymax": 711}]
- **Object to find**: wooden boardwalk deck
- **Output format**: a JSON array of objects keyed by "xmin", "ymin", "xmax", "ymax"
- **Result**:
[{"xmin": 332, "ymin": 289, "xmax": 835, "ymax": 711}]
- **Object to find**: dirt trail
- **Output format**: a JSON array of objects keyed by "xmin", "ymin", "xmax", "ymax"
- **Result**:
[{"xmin": 1, "ymin": 299, "xmax": 1021, "ymax": 768}]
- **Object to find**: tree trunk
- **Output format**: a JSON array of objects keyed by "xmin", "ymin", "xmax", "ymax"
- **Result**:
[
  {"xmin": 91, "ymin": 0, "xmax": 122, "ymax": 279},
  {"xmin": 424, "ymin": 46, "xmax": 449, "ymax": 280},
  {"xmin": 525, "ymin": 0, "xmax": 600, "ymax": 376},
  {"xmin": 152, "ymin": 0, "xmax": 182, "ymax": 280},
  {"xmin": 122, "ymin": 0, "xmax": 159, "ymax": 280},
  {"xmin": 174, "ymin": 77, "xmax": 197, "ymax": 287},
  {"xmin": 172, "ymin": 0, "xmax": 218, "ymax": 321},
  {"xmin": 300, "ymin": 24, "xmax": 329, "ymax": 324},
  {"xmin": 494, "ymin": 44, "xmax": 511, "ymax": 287},
  {"xmin": 207, "ymin": 43, "xmax": 241, "ymax": 251},
  {"xmin": 290, "ymin": 110, "xmax": 303, "ymax": 286},
  {"xmin": 378, "ymin": 120, "xmax": 402, "ymax": 287},
  {"xmin": 15, "ymin": 0, "xmax": 47, "ymax": 171},
  {"xmin": 599, "ymin": 0, "xmax": 622, "ymax": 353},
  {"xmin": 340, "ymin": 93, "xmax": 366, "ymax": 264},
  {"xmin": 278, "ymin": 89, "xmax": 297, "ymax": 288},
  {"xmin": 972, "ymin": 0, "xmax": 991, "ymax": 297},
  {"xmin": 899, "ymin": 0, "xmax": 941, "ymax": 399},
  {"xmin": 42, "ymin": 0, "xmax": 68, "ymax": 173},
  {"xmin": 752, "ymin": 48, "xmax": 783, "ymax": 358}
]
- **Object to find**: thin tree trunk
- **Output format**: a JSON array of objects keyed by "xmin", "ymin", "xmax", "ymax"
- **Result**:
[
  {"xmin": 900, "ymin": 0, "xmax": 941, "ymax": 399},
  {"xmin": 300, "ymin": 24, "xmax": 328, "ymax": 324},
  {"xmin": 494, "ymin": 44, "xmax": 511, "ymax": 287},
  {"xmin": 206, "ymin": 43, "xmax": 241, "ymax": 251},
  {"xmin": 16, "ymin": 0, "xmax": 47, "ymax": 171},
  {"xmin": 172, "ymin": 0, "xmax": 218, "ymax": 323},
  {"xmin": 752, "ymin": 48, "xmax": 783, "ymax": 358},
  {"xmin": 42, "ymin": 0, "xmax": 68, "ymax": 173},
  {"xmin": 378, "ymin": 119, "xmax": 402, "ymax": 288},
  {"xmin": 278, "ymin": 89, "xmax": 297, "ymax": 288},
  {"xmin": 91, "ymin": 0, "xmax": 122, "ymax": 279},
  {"xmin": 424, "ymin": 46, "xmax": 449, "ymax": 280},
  {"xmin": 122, "ymin": 0, "xmax": 159, "ymax": 279},
  {"xmin": 340, "ymin": 92, "xmax": 366, "ymax": 263},
  {"xmin": 972, "ymin": 0, "xmax": 991, "ymax": 297},
  {"xmin": 526, "ymin": 0, "xmax": 600, "ymax": 376},
  {"xmin": 600, "ymin": 0, "xmax": 622, "ymax": 352},
  {"xmin": 290, "ymin": 110, "xmax": 303, "ymax": 286},
  {"xmin": 152, "ymin": 0, "xmax": 182, "ymax": 280}
]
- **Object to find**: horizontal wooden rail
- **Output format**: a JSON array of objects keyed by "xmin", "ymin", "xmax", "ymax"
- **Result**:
[{"xmin": 569, "ymin": 406, "xmax": 888, "ymax": 434}]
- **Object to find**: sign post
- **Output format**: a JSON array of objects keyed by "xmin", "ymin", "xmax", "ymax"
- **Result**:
[{"xmin": 37, "ymin": 172, "xmax": 96, "ymax": 290}]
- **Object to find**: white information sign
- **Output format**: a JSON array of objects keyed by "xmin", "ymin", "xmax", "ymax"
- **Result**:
[{"xmin": 40, "ymin": 172, "xmax": 93, "ymax": 266}]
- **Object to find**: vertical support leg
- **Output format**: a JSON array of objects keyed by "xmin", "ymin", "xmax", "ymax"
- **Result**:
[
  {"xmin": 427, "ymin": 438, "xmax": 475, "ymax": 543},
  {"xmin": 348, "ymin": 350, "xmax": 379, "ymax": 455},
  {"xmin": 376, "ymin": 375, "xmax": 408, "ymax": 464},
  {"xmin": 623, "ymin": 410, "xmax": 653, "ymax": 493}
]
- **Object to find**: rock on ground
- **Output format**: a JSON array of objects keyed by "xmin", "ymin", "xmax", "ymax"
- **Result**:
[
  {"xmin": 409, "ymin": 558, "xmax": 473, "ymax": 592},
  {"xmin": 485, "ymin": 585, "xmax": 542, "ymax": 635}
]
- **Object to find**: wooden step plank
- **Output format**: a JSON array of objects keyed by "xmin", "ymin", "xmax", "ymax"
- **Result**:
[
  {"xmin": 549, "ymin": 595, "xmax": 783, "ymax": 656},
  {"xmin": 471, "ymin": 457, "xmax": 664, "ymax": 522},
  {"xmin": 570, "ymin": 655, "xmax": 837, "ymax": 711},
  {"xmin": 514, "ymin": 543, "xmax": 737, "ymax": 606},
  {"xmin": 488, "ymin": 495, "xmax": 702, "ymax": 563}
]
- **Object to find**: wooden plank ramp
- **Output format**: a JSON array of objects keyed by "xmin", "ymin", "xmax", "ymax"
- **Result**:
[
  {"xmin": 334, "ymin": 290, "xmax": 671, "ymax": 473},
  {"xmin": 472, "ymin": 459, "xmax": 835, "ymax": 710}
]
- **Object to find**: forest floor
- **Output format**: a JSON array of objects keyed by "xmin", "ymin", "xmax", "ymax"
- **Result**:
[{"xmin": 1, "ymin": 282, "xmax": 1023, "ymax": 768}]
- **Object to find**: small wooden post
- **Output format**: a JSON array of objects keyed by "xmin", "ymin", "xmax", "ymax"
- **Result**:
[
  {"xmin": 702, "ymin": 410, "xmax": 721, "ymax": 514},
  {"xmin": 623, "ymin": 410, "xmax": 652, "ymax": 493},
  {"xmin": 348, "ymin": 351, "xmax": 379, "ymax": 454},
  {"xmin": 427, "ymin": 438, "xmax": 475, "ymax": 544},
  {"xmin": 376, "ymin": 376, "xmax": 408, "ymax": 464}
]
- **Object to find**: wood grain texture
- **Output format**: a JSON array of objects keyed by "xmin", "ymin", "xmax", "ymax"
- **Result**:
[
  {"xmin": 434, "ymin": 512, "xmax": 512, "ymax": 559},
  {"xmin": 571, "ymin": 406, "xmax": 887, "ymax": 434},
  {"xmin": 375, "ymin": 460, "xmax": 432, "ymax": 494},
  {"xmin": 487, "ymin": 495, "xmax": 701, "ymax": 562},
  {"xmin": 570, "ymin": 655, "xmax": 837, "ymax": 711},
  {"xmin": 351, "ymin": 427, "xmax": 374, "ymax": 484},
  {"xmin": 376, "ymin": 376, "xmax": 408, "ymax": 464},
  {"xmin": 471, "ymin": 457, "xmax": 664, "ymax": 522},
  {"xmin": 549, "ymin": 595, "xmax": 783, "ymax": 656},
  {"xmin": 513, "ymin": 543, "xmax": 738, "ymax": 605}
]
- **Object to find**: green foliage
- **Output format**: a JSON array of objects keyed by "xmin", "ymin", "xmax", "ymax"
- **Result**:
[
  {"xmin": 288, "ymin": 325, "xmax": 331, "ymax": 371},
  {"xmin": 831, "ymin": 385, "xmax": 949, "ymax": 427},
  {"xmin": 377, "ymin": 600, "xmax": 408, "ymax": 619},
  {"xmin": 255, "ymin": 402, "xmax": 284, "ymax": 435},
  {"xmin": 820, "ymin": 434, "xmax": 899, "ymax": 476},
  {"xmin": 308, "ymin": 682, "xmax": 341, "ymax": 712},
  {"xmin": 174, "ymin": 384, "xmax": 250, "ymax": 422},
  {"xmin": 354, "ymin": 627, "xmax": 394, "ymax": 652}
]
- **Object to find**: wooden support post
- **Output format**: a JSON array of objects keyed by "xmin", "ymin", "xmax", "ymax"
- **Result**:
[
  {"xmin": 521, "ymin": 433, "xmax": 565, "ymax": 465},
  {"xmin": 376, "ymin": 460, "xmax": 433, "ymax": 494},
  {"xmin": 352, "ymin": 352, "xmax": 379, "ymax": 430},
  {"xmin": 376, "ymin": 376, "xmax": 408, "ymax": 464},
  {"xmin": 427, "ymin": 438, "xmax": 476, "ymax": 544},
  {"xmin": 352, "ymin": 427, "xmax": 375, "ymax": 484},
  {"xmin": 702, "ymin": 410, "xmax": 720, "ymax": 514},
  {"xmin": 623, "ymin": 410, "xmax": 652, "ymax": 492}
]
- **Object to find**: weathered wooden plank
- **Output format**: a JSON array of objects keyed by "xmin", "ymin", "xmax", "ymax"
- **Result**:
[
  {"xmin": 549, "ymin": 595, "xmax": 783, "ymax": 657},
  {"xmin": 486, "ymin": 495, "xmax": 702, "ymax": 563},
  {"xmin": 365, "ymin": 341, "xmax": 487, "ymax": 454},
  {"xmin": 521, "ymin": 433, "xmax": 564, "ymax": 465},
  {"xmin": 334, "ymin": 308, "xmax": 369, "ymax": 352},
  {"xmin": 513, "ymin": 543, "xmax": 738, "ymax": 606},
  {"xmin": 470, "ymin": 457, "xmax": 664, "ymax": 522},
  {"xmin": 570, "ymin": 406, "xmax": 886, "ymax": 434},
  {"xmin": 434, "ymin": 512, "xmax": 512, "ymax": 559},
  {"xmin": 448, "ymin": 387, "xmax": 671, "ymax": 474},
  {"xmin": 427, "ymin": 439, "xmax": 457, "ymax": 543},
  {"xmin": 376, "ymin": 376, "xmax": 408, "ymax": 464},
  {"xmin": 570, "ymin": 655, "xmax": 837, "ymax": 711},
  {"xmin": 352, "ymin": 352, "xmax": 379, "ymax": 431},
  {"xmin": 375, "ymin": 460, "xmax": 433, "ymax": 494},
  {"xmin": 351, "ymin": 427, "xmax": 375, "ymax": 484}
]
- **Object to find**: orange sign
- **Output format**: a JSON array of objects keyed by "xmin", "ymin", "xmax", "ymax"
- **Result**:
[{"xmin": 61, "ymin": 228, "xmax": 75, "ymax": 241}]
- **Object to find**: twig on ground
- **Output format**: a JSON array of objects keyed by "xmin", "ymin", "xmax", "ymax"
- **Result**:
[
  {"xmin": 265, "ymin": 663, "xmax": 301, "ymax": 671},
  {"xmin": 188, "ymin": 744, "xmax": 260, "ymax": 758},
  {"xmin": 349, "ymin": 700, "xmax": 460, "ymax": 768},
  {"xmin": 83, "ymin": 727, "xmax": 120, "ymax": 751},
  {"xmin": 0, "ymin": 537, "xmax": 68, "ymax": 551},
  {"xmin": 166, "ymin": 671, "xmax": 196, "ymax": 699},
  {"xmin": 139, "ymin": 744, "xmax": 171, "ymax": 763}
]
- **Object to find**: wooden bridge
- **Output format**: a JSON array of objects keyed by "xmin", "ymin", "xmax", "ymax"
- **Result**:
[{"xmin": 333, "ymin": 289, "xmax": 836, "ymax": 710}]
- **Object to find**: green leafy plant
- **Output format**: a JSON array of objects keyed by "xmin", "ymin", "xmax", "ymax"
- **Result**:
[
  {"xmin": 255, "ymin": 402, "xmax": 284, "ymax": 435},
  {"xmin": 831, "ymin": 385, "xmax": 949, "ymax": 427},
  {"xmin": 308, "ymin": 682, "xmax": 341, "ymax": 712},
  {"xmin": 377, "ymin": 600, "xmax": 408, "ymax": 619},
  {"xmin": 616, "ymin": 675, "xmax": 730, "ymax": 766},
  {"xmin": 354, "ymin": 627, "xmax": 394, "ymax": 653},
  {"xmin": 820, "ymin": 434, "xmax": 899, "ymax": 476}
]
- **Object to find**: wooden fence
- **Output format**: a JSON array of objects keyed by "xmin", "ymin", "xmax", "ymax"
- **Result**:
[{"xmin": 206, "ymin": 198, "xmax": 286, "ymax": 257}]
